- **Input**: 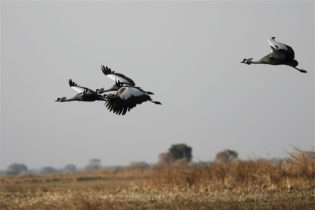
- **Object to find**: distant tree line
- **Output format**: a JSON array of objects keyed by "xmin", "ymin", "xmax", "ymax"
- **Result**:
[
  {"xmin": 6, "ymin": 163, "xmax": 78, "ymax": 175},
  {"xmin": 158, "ymin": 144, "xmax": 239, "ymax": 165},
  {"xmin": 5, "ymin": 145, "xmax": 243, "ymax": 175}
]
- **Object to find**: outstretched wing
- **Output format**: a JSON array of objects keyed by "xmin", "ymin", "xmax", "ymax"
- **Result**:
[
  {"xmin": 105, "ymin": 87, "xmax": 150, "ymax": 115},
  {"xmin": 101, "ymin": 65, "xmax": 136, "ymax": 86},
  {"xmin": 268, "ymin": 37, "xmax": 295, "ymax": 60},
  {"xmin": 268, "ymin": 37, "xmax": 288, "ymax": 52},
  {"xmin": 282, "ymin": 44, "xmax": 295, "ymax": 60},
  {"xmin": 69, "ymin": 79, "xmax": 95, "ymax": 94}
]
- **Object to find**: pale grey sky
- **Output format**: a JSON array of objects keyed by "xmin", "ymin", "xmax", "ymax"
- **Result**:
[{"xmin": 1, "ymin": 1, "xmax": 314, "ymax": 169}]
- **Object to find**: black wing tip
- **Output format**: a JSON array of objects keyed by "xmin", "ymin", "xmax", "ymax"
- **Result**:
[
  {"xmin": 101, "ymin": 65, "xmax": 113, "ymax": 75},
  {"xmin": 69, "ymin": 79, "xmax": 76, "ymax": 87},
  {"xmin": 105, "ymin": 97, "xmax": 131, "ymax": 116}
]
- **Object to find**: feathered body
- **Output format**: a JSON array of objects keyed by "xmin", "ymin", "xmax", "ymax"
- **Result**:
[
  {"xmin": 241, "ymin": 37, "xmax": 307, "ymax": 73},
  {"xmin": 56, "ymin": 79, "xmax": 105, "ymax": 102},
  {"xmin": 104, "ymin": 81, "xmax": 161, "ymax": 115}
]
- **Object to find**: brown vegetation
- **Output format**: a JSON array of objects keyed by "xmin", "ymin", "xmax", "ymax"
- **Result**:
[{"xmin": 0, "ymin": 149, "xmax": 314, "ymax": 209}]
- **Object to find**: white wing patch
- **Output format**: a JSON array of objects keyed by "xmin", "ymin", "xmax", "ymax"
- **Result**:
[
  {"xmin": 268, "ymin": 37, "xmax": 288, "ymax": 52},
  {"xmin": 120, "ymin": 87, "xmax": 144, "ymax": 100},
  {"xmin": 107, "ymin": 74, "xmax": 130, "ymax": 84},
  {"xmin": 71, "ymin": 86, "xmax": 85, "ymax": 93}
]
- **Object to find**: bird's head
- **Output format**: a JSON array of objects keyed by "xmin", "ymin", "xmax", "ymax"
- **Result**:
[
  {"xmin": 241, "ymin": 58, "xmax": 253, "ymax": 65},
  {"xmin": 55, "ymin": 97, "xmax": 66, "ymax": 102}
]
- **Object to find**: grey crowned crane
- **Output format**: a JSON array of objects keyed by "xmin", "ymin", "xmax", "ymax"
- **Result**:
[
  {"xmin": 241, "ymin": 37, "xmax": 307, "ymax": 73},
  {"xmin": 104, "ymin": 81, "xmax": 162, "ymax": 115},
  {"xmin": 56, "ymin": 79, "xmax": 106, "ymax": 102},
  {"xmin": 96, "ymin": 65, "xmax": 135, "ymax": 94}
]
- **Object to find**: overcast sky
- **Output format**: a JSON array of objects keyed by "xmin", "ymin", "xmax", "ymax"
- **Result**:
[{"xmin": 1, "ymin": 1, "xmax": 314, "ymax": 170}]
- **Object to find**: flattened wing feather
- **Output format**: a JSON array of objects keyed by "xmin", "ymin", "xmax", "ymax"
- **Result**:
[
  {"xmin": 284, "ymin": 45, "xmax": 295, "ymax": 60},
  {"xmin": 114, "ymin": 73, "xmax": 135, "ymax": 86},
  {"xmin": 101, "ymin": 65, "xmax": 135, "ymax": 86},
  {"xmin": 69, "ymin": 79, "xmax": 95, "ymax": 94},
  {"xmin": 268, "ymin": 37, "xmax": 295, "ymax": 60},
  {"xmin": 69, "ymin": 79, "xmax": 85, "ymax": 93},
  {"xmin": 101, "ymin": 65, "xmax": 114, "ymax": 75},
  {"xmin": 105, "ymin": 94, "xmax": 151, "ymax": 115}
]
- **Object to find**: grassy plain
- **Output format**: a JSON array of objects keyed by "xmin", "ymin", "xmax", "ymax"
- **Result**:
[{"xmin": 1, "ymin": 150, "xmax": 314, "ymax": 210}]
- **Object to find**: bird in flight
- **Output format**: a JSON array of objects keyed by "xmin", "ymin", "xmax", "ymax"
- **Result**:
[
  {"xmin": 104, "ymin": 80, "xmax": 162, "ymax": 116},
  {"xmin": 56, "ymin": 79, "xmax": 106, "ymax": 102},
  {"xmin": 97, "ymin": 65, "xmax": 161, "ymax": 115},
  {"xmin": 56, "ymin": 66, "xmax": 161, "ymax": 115},
  {"xmin": 241, "ymin": 37, "xmax": 307, "ymax": 73}
]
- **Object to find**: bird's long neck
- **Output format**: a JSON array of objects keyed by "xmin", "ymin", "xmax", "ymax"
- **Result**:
[
  {"xmin": 250, "ymin": 59, "xmax": 264, "ymax": 64},
  {"xmin": 62, "ymin": 97, "xmax": 77, "ymax": 102}
]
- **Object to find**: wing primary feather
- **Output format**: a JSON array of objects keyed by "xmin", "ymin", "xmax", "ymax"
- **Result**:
[{"xmin": 101, "ymin": 65, "xmax": 114, "ymax": 75}]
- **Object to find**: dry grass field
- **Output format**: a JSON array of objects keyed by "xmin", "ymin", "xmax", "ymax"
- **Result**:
[{"xmin": 1, "ymin": 150, "xmax": 314, "ymax": 210}]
